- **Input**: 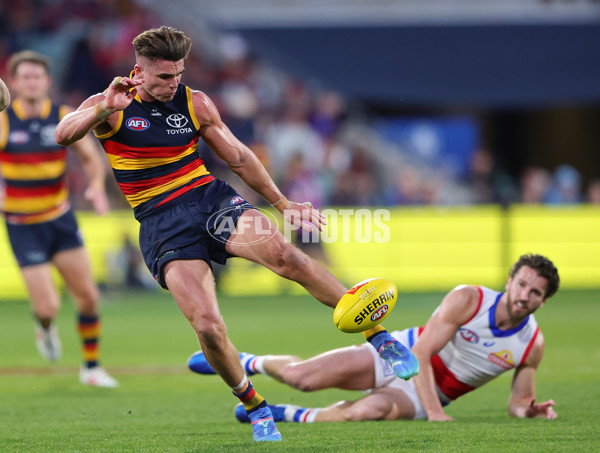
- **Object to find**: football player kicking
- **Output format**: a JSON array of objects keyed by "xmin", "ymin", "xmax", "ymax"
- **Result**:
[
  {"xmin": 189, "ymin": 254, "xmax": 558, "ymax": 423},
  {"xmin": 55, "ymin": 26, "xmax": 418, "ymax": 441}
]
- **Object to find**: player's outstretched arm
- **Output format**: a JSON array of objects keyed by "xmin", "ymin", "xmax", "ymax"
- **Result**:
[
  {"xmin": 508, "ymin": 333, "xmax": 557, "ymax": 419},
  {"xmin": 195, "ymin": 90, "xmax": 325, "ymax": 231},
  {"xmin": 411, "ymin": 286, "xmax": 480, "ymax": 421},
  {"xmin": 56, "ymin": 76, "xmax": 142, "ymax": 146}
]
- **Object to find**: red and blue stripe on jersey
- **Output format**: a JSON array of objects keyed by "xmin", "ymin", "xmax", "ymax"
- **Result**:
[
  {"xmin": 95, "ymin": 84, "xmax": 214, "ymax": 219},
  {"xmin": 0, "ymin": 99, "xmax": 70, "ymax": 224}
]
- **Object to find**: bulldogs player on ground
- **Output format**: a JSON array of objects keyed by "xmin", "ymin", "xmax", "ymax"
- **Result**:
[{"xmin": 190, "ymin": 254, "xmax": 559, "ymax": 423}]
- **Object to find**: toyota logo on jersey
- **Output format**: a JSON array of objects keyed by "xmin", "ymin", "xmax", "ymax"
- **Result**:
[
  {"xmin": 166, "ymin": 113, "xmax": 189, "ymax": 128},
  {"xmin": 126, "ymin": 117, "xmax": 150, "ymax": 131}
]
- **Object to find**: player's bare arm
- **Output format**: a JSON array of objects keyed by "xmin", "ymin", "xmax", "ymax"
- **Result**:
[
  {"xmin": 411, "ymin": 285, "xmax": 480, "ymax": 421},
  {"xmin": 55, "ymin": 77, "xmax": 143, "ymax": 146},
  {"xmin": 508, "ymin": 332, "xmax": 556, "ymax": 419},
  {"xmin": 62, "ymin": 105, "xmax": 110, "ymax": 216},
  {"xmin": 194, "ymin": 90, "xmax": 325, "ymax": 230}
]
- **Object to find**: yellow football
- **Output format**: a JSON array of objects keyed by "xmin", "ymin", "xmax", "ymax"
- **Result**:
[
  {"xmin": 0, "ymin": 77, "xmax": 10, "ymax": 112},
  {"xmin": 333, "ymin": 278, "xmax": 397, "ymax": 333}
]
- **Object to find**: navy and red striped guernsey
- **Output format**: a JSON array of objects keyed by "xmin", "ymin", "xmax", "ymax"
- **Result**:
[
  {"xmin": 95, "ymin": 84, "xmax": 214, "ymax": 220},
  {"xmin": 0, "ymin": 99, "xmax": 70, "ymax": 224}
]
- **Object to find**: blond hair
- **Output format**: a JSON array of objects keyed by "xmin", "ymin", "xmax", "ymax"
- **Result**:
[{"xmin": 7, "ymin": 50, "xmax": 51, "ymax": 76}]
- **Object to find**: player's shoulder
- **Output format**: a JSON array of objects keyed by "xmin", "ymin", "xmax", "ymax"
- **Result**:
[
  {"xmin": 447, "ymin": 284, "xmax": 482, "ymax": 303},
  {"xmin": 188, "ymin": 88, "xmax": 220, "ymax": 124}
]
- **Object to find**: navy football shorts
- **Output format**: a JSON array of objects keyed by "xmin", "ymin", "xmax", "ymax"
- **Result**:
[
  {"xmin": 138, "ymin": 179, "xmax": 255, "ymax": 289},
  {"xmin": 5, "ymin": 209, "xmax": 84, "ymax": 268}
]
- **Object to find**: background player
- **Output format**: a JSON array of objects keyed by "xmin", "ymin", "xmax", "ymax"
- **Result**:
[
  {"xmin": 0, "ymin": 51, "xmax": 117, "ymax": 388},
  {"xmin": 54, "ymin": 26, "xmax": 416, "ymax": 441},
  {"xmin": 190, "ymin": 253, "xmax": 559, "ymax": 423}
]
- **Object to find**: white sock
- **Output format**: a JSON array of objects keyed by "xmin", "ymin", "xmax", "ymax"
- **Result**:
[
  {"xmin": 283, "ymin": 405, "xmax": 321, "ymax": 423},
  {"xmin": 241, "ymin": 354, "xmax": 272, "ymax": 375}
]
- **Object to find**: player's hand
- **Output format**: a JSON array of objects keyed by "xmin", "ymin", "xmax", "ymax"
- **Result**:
[
  {"xmin": 283, "ymin": 201, "xmax": 327, "ymax": 232},
  {"xmin": 525, "ymin": 398, "xmax": 557, "ymax": 419},
  {"xmin": 428, "ymin": 412, "xmax": 455, "ymax": 422},
  {"xmin": 102, "ymin": 76, "xmax": 144, "ymax": 113},
  {"xmin": 84, "ymin": 186, "xmax": 110, "ymax": 216}
]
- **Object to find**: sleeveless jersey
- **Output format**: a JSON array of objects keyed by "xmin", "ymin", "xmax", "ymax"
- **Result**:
[
  {"xmin": 0, "ymin": 99, "xmax": 70, "ymax": 224},
  {"xmin": 95, "ymin": 83, "xmax": 214, "ymax": 220},
  {"xmin": 404, "ymin": 286, "xmax": 539, "ymax": 401}
]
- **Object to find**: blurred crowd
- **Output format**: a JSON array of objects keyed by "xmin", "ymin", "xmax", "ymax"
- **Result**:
[{"xmin": 1, "ymin": 0, "xmax": 599, "ymax": 211}]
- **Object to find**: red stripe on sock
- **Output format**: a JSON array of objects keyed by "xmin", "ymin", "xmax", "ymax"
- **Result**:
[
  {"xmin": 239, "ymin": 388, "xmax": 256, "ymax": 402},
  {"xmin": 249, "ymin": 357, "xmax": 258, "ymax": 373},
  {"xmin": 301, "ymin": 409, "xmax": 311, "ymax": 423}
]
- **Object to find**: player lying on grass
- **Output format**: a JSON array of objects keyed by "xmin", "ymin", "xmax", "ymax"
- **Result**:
[{"xmin": 189, "ymin": 253, "xmax": 559, "ymax": 422}]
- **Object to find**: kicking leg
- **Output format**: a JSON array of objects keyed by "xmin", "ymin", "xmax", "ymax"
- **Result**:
[{"xmin": 226, "ymin": 209, "xmax": 346, "ymax": 308}]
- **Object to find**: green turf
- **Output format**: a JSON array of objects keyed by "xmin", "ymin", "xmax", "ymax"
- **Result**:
[{"xmin": 0, "ymin": 288, "xmax": 598, "ymax": 452}]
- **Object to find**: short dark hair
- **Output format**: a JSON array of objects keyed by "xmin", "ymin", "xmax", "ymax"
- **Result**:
[
  {"xmin": 509, "ymin": 254, "xmax": 560, "ymax": 299},
  {"xmin": 132, "ymin": 26, "xmax": 192, "ymax": 62},
  {"xmin": 7, "ymin": 50, "xmax": 51, "ymax": 76}
]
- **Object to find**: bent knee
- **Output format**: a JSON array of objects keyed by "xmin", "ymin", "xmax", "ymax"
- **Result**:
[
  {"xmin": 280, "ymin": 362, "xmax": 319, "ymax": 392},
  {"xmin": 274, "ymin": 244, "xmax": 311, "ymax": 281},
  {"xmin": 192, "ymin": 315, "xmax": 228, "ymax": 348}
]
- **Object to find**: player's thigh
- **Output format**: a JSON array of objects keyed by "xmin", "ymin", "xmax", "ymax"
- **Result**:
[
  {"xmin": 349, "ymin": 387, "xmax": 416, "ymax": 421},
  {"xmin": 163, "ymin": 259, "xmax": 223, "ymax": 325},
  {"xmin": 284, "ymin": 345, "xmax": 375, "ymax": 391},
  {"xmin": 52, "ymin": 246, "xmax": 98, "ymax": 302},
  {"xmin": 21, "ymin": 264, "xmax": 61, "ymax": 312},
  {"xmin": 225, "ymin": 209, "xmax": 289, "ymax": 268}
]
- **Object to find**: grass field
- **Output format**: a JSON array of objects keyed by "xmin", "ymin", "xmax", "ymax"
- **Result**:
[{"xmin": 0, "ymin": 287, "xmax": 598, "ymax": 452}]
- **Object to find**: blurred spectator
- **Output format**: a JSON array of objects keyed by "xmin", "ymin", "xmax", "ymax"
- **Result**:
[
  {"xmin": 586, "ymin": 179, "xmax": 600, "ymax": 204},
  {"xmin": 544, "ymin": 165, "xmax": 582, "ymax": 204},
  {"xmin": 520, "ymin": 167, "xmax": 551, "ymax": 204},
  {"xmin": 464, "ymin": 148, "xmax": 519, "ymax": 206}
]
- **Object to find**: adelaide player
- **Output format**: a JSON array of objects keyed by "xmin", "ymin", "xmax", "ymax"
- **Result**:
[
  {"xmin": 55, "ymin": 26, "xmax": 417, "ymax": 441},
  {"xmin": 0, "ymin": 51, "xmax": 117, "ymax": 387}
]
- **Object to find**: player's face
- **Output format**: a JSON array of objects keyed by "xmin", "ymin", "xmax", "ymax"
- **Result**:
[
  {"xmin": 11, "ymin": 62, "xmax": 51, "ymax": 102},
  {"xmin": 505, "ymin": 265, "xmax": 548, "ymax": 321},
  {"xmin": 136, "ymin": 57, "xmax": 184, "ymax": 103}
]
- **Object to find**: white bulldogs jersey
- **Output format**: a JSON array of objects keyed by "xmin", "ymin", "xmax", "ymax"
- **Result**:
[{"xmin": 395, "ymin": 286, "xmax": 539, "ymax": 401}]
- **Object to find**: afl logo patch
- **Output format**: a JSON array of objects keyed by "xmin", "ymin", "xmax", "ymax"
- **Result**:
[
  {"xmin": 230, "ymin": 196, "xmax": 245, "ymax": 205},
  {"xmin": 126, "ymin": 117, "xmax": 150, "ymax": 131},
  {"xmin": 459, "ymin": 328, "xmax": 479, "ymax": 344}
]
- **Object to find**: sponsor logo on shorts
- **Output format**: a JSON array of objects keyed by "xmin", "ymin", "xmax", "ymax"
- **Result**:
[
  {"xmin": 126, "ymin": 117, "xmax": 150, "ymax": 131},
  {"xmin": 488, "ymin": 350, "xmax": 514, "ymax": 370},
  {"xmin": 230, "ymin": 196, "xmax": 245, "ymax": 205},
  {"xmin": 459, "ymin": 328, "xmax": 479, "ymax": 344}
]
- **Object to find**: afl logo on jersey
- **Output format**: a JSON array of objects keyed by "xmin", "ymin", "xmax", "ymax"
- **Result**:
[
  {"xmin": 459, "ymin": 328, "xmax": 479, "ymax": 344},
  {"xmin": 230, "ymin": 196, "xmax": 245, "ymax": 205},
  {"xmin": 126, "ymin": 117, "xmax": 150, "ymax": 131}
]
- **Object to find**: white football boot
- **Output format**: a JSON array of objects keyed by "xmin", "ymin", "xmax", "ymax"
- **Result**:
[
  {"xmin": 79, "ymin": 366, "xmax": 119, "ymax": 388},
  {"xmin": 34, "ymin": 320, "xmax": 62, "ymax": 362}
]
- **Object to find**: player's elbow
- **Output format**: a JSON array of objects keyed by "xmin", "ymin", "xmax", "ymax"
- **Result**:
[{"xmin": 55, "ymin": 126, "xmax": 76, "ymax": 147}]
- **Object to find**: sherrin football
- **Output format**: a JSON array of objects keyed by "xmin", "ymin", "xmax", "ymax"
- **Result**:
[{"xmin": 333, "ymin": 278, "xmax": 397, "ymax": 333}]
